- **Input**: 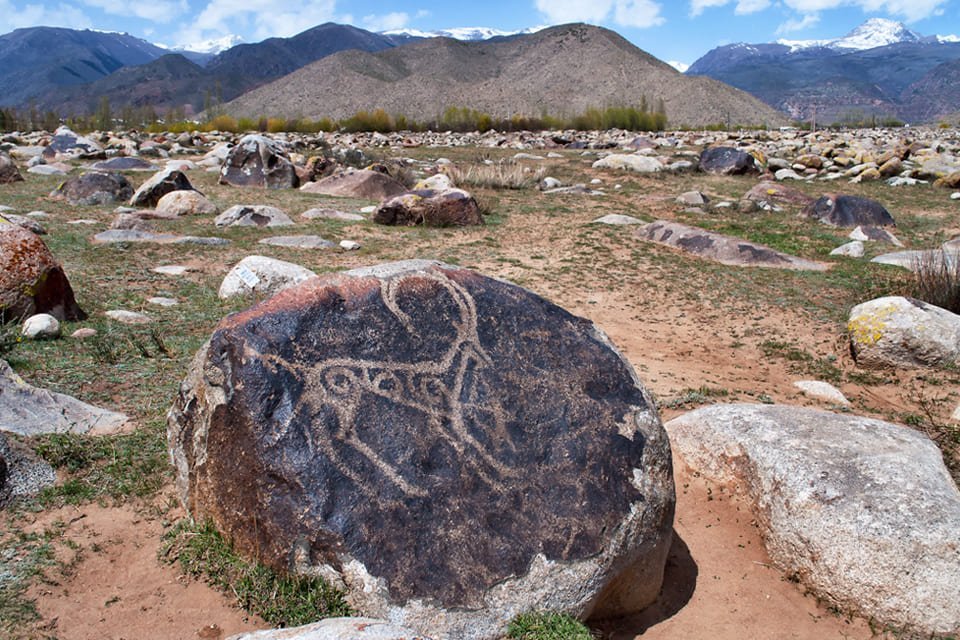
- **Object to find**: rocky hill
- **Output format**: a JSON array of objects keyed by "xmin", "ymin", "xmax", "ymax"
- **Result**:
[
  {"xmin": 0, "ymin": 27, "xmax": 169, "ymax": 107},
  {"xmin": 687, "ymin": 19, "xmax": 960, "ymax": 124},
  {"xmin": 222, "ymin": 23, "xmax": 786, "ymax": 129}
]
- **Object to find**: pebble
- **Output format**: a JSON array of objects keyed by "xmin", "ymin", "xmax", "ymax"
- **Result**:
[
  {"xmin": 793, "ymin": 380, "xmax": 851, "ymax": 406},
  {"xmin": 152, "ymin": 265, "xmax": 191, "ymax": 276},
  {"xmin": 21, "ymin": 314, "xmax": 60, "ymax": 339},
  {"xmin": 339, "ymin": 240, "xmax": 362, "ymax": 250},
  {"xmin": 67, "ymin": 219, "xmax": 100, "ymax": 225},
  {"xmin": 147, "ymin": 297, "xmax": 179, "ymax": 307},
  {"xmin": 360, "ymin": 205, "xmax": 377, "ymax": 214},
  {"xmin": 259, "ymin": 235, "xmax": 335, "ymax": 249},
  {"xmin": 593, "ymin": 214, "xmax": 643, "ymax": 225},
  {"xmin": 105, "ymin": 310, "xmax": 154, "ymax": 324},
  {"xmin": 71, "ymin": 328, "xmax": 97, "ymax": 339}
]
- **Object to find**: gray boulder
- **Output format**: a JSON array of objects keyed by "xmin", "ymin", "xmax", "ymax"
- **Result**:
[
  {"xmin": 170, "ymin": 260, "xmax": 674, "ymax": 640},
  {"xmin": 666, "ymin": 404, "xmax": 960, "ymax": 636},
  {"xmin": 129, "ymin": 167, "xmax": 196, "ymax": 208},
  {"xmin": 848, "ymin": 296, "xmax": 960, "ymax": 368},
  {"xmin": 0, "ymin": 358, "xmax": 128, "ymax": 436},
  {"xmin": 636, "ymin": 220, "xmax": 827, "ymax": 271},
  {"xmin": 0, "ymin": 152, "xmax": 24, "ymax": 184},
  {"xmin": 155, "ymin": 190, "xmax": 218, "ymax": 217},
  {"xmin": 215, "ymin": 205, "xmax": 294, "ymax": 228},
  {"xmin": 50, "ymin": 172, "xmax": 133, "ymax": 206},
  {"xmin": 698, "ymin": 147, "xmax": 759, "ymax": 175},
  {"xmin": 592, "ymin": 155, "xmax": 662, "ymax": 173},
  {"xmin": 804, "ymin": 195, "xmax": 895, "ymax": 228},
  {"xmin": 373, "ymin": 189, "xmax": 483, "ymax": 227},
  {"xmin": 218, "ymin": 255, "xmax": 316, "ymax": 300},
  {"xmin": 0, "ymin": 431, "xmax": 55, "ymax": 508},
  {"xmin": 219, "ymin": 134, "xmax": 299, "ymax": 189},
  {"xmin": 301, "ymin": 169, "xmax": 407, "ymax": 200},
  {"xmin": 226, "ymin": 618, "xmax": 432, "ymax": 640}
]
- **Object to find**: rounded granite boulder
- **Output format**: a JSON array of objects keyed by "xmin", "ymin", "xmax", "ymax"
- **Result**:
[{"xmin": 169, "ymin": 260, "xmax": 674, "ymax": 640}]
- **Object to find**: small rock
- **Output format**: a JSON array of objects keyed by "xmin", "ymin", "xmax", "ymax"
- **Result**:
[
  {"xmin": 218, "ymin": 255, "xmax": 316, "ymax": 300},
  {"xmin": 215, "ymin": 205, "xmax": 294, "ymax": 228},
  {"xmin": 225, "ymin": 618, "xmax": 434, "ymax": 640},
  {"xmin": 147, "ymin": 297, "xmax": 179, "ymax": 307},
  {"xmin": 793, "ymin": 380, "xmax": 850, "ymax": 405},
  {"xmin": 538, "ymin": 177, "xmax": 562, "ymax": 191},
  {"xmin": 849, "ymin": 296, "xmax": 960, "ymax": 368},
  {"xmin": 676, "ymin": 191, "xmax": 709, "ymax": 206},
  {"xmin": 152, "ymin": 265, "xmax": 191, "ymax": 276},
  {"xmin": 259, "ymin": 235, "xmax": 335, "ymax": 249},
  {"xmin": 105, "ymin": 310, "xmax": 154, "ymax": 325},
  {"xmin": 301, "ymin": 208, "xmax": 365, "ymax": 222},
  {"xmin": 593, "ymin": 214, "xmax": 643, "ymax": 225},
  {"xmin": 830, "ymin": 241, "xmax": 865, "ymax": 258},
  {"xmin": 592, "ymin": 154, "xmax": 662, "ymax": 173},
  {"xmin": 339, "ymin": 240, "xmax": 361, "ymax": 250},
  {"xmin": 130, "ymin": 168, "xmax": 196, "ymax": 208},
  {"xmin": 155, "ymin": 190, "xmax": 218, "ymax": 217},
  {"xmin": 71, "ymin": 328, "xmax": 97, "ymax": 339},
  {"xmin": 21, "ymin": 314, "xmax": 60, "ymax": 339}
]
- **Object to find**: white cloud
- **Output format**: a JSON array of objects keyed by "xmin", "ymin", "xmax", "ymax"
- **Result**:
[
  {"xmin": 614, "ymin": 0, "xmax": 665, "ymax": 27},
  {"xmin": 776, "ymin": 13, "xmax": 821, "ymax": 34},
  {"xmin": 361, "ymin": 11, "xmax": 409, "ymax": 32},
  {"xmin": 80, "ymin": 0, "xmax": 187, "ymax": 23},
  {"xmin": 692, "ymin": 0, "xmax": 945, "ymax": 21},
  {"xmin": 535, "ymin": 0, "xmax": 665, "ymax": 28},
  {"xmin": 185, "ymin": 0, "xmax": 337, "ymax": 41},
  {"xmin": 0, "ymin": 1, "xmax": 93, "ymax": 31}
]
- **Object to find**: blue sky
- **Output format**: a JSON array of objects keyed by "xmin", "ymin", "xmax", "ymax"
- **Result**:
[{"xmin": 1, "ymin": 0, "xmax": 958, "ymax": 65}]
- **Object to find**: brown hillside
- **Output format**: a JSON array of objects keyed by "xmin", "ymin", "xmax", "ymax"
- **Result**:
[{"xmin": 223, "ymin": 24, "xmax": 788, "ymax": 128}]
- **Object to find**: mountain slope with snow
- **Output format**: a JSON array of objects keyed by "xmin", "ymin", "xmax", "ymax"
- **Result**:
[
  {"xmin": 381, "ymin": 26, "xmax": 545, "ymax": 41},
  {"xmin": 777, "ymin": 18, "xmax": 923, "ymax": 52}
]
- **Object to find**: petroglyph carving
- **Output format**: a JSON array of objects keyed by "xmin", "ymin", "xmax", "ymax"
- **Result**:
[{"xmin": 248, "ymin": 271, "xmax": 519, "ymax": 498}]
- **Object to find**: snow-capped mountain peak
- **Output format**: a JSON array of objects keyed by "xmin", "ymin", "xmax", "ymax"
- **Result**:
[
  {"xmin": 166, "ymin": 34, "xmax": 245, "ymax": 55},
  {"xmin": 382, "ymin": 26, "xmax": 546, "ymax": 41},
  {"xmin": 776, "ymin": 18, "xmax": 922, "ymax": 52}
]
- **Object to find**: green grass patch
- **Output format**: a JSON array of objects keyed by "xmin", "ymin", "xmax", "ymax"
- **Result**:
[
  {"xmin": 507, "ymin": 611, "xmax": 595, "ymax": 640},
  {"xmin": 160, "ymin": 519, "xmax": 351, "ymax": 627}
]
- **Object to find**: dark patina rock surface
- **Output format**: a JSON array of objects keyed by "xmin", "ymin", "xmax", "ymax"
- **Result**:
[
  {"xmin": 50, "ymin": 172, "xmax": 133, "ymax": 206},
  {"xmin": 301, "ymin": 169, "xmax": 408, "ymax": 200},
  {"xmin": 219, "ymin": 134, "xmax": 299, "ymax": 189},
  {"xmin": 0, "ymin": 152, "xmax": 24, "ymax": 184},
  {"xmin": 804, "ymin": 194, "xmax": 895, "ymax": 228},
  {"xmin": 0, "ymin": 221, "xmax": 85, "ymax": 322},
  {"xmin": 129, "ymin": 167, "xmax": 196, "ymax": 207},
  {"xmin": 698, "ymin": 146, "xmax": 759, "ymax": 175},
  {"xmin": 170, "ymin": 260, "xmax": 674, "ymax": 640},
  {"xmin": 373, "ymin": 189, "xmax": 483, "ymax": 227}
]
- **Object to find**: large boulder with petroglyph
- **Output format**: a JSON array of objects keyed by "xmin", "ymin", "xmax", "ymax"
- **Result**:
[
  {"xmin": 636, "ymin": 220, "xmax": 827, "ymax": 271},
  {"xmin": 49, "ymin": 172, "xmax": 133, "ymax": 206},
  {"xmin": 169, "ymin": 260, "xmax": 674, "ymax": 640},
  {"xmin": 666, "ymin": 404, "xmax": 960, "ymax": 636},
  {"xmin": 0, "ymin": 221, "xmax": 86, "ymax": 323},
  {"xmin": 219, "ymin": 134, "xmax": 299, "ymax": 189},
  {"xmin": 698, "ymin": 146, "xmax": 759, "ymax": 175},
  {"xmin": 804, "ymin": 194, "xmax": 895, "ymax": 228},
  {"xmin": 848, "ymin": 296, "xmax": 960, "ymax": 369}
]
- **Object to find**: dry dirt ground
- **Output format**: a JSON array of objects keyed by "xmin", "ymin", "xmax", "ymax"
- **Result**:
[{"xmin": 4, "ymin": 143, "xmax": 957, "ymax": 639}]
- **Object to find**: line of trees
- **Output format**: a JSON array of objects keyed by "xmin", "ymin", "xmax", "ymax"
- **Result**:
[{"xmin": 0, "ymin": 97, "xmax": 669, "ymax": 134}]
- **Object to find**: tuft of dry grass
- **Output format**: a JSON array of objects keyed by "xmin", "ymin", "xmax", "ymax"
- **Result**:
[
  {"xmin": 445, "ymin": 161, "xmax": 545, "ymax": 190},
  {"xmin": 909, "ymin": 249, "xmax": 960, "ymax": 314}
]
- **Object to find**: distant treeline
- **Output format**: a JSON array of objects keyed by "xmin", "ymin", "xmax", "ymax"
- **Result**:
[{"xmin": 0, "ymin": 100, "xmax": 669, "ymax": 135}]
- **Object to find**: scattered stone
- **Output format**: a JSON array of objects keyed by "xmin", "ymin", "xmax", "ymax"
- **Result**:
[
  {"xmin": 215, "ymin": 205, "xmax": 294, "ymax": 228},
  {"xmin": 0, "ymin": 213, "xmax": 45, "ymax": 235},
  {"xmin": 0, "ymin": 431, "xmax": 55, "ymax": 507},
  {"xmin": 774, "ymin": 168, "xmax": 805, "ymax": 181},
  {"xmin": 592, "ymin": 154, "xmax": 662, "ymax": 173},
  {"xmin": 105, "ymin": 309, "xmax": 154, "ymax": 325},
  {"xmin": 170, "ymin": 260, "xmax": 673, "ymax": 640},
  {"xmin": 0, "ymin": 152, "xmax": 24, "ymax": 184},
  {"xmin": 152, "ymin": 265, "xmax": 191, "ymax": 276},
  {"xmin": 870, "ymin": 248, "xmax": 959, "ymax": 271},
  {"xmin": 374, "ymin": 189, "xmax": 483, "ymax": 227},
  {"xmin": 259, "ymin": 235, "xmax": 335, "ymax": 249},
  {"xmin": 226, "ymin": 618, "xmax": 433, "ymax": 640},
  {"xmin": 538, "ymin": 177, "xmax": 562, "ymax": 190},
  {"xmin": 848, "ymin": 296, "xmax": 960, "ymax": 369},
  {"xmin": 698, "ymin": 147, "xmax": 759, "ymax": 175},
  {"xmin": 218, "ymin": 255, "xmax": 316, "ymax": 300},
  {"xmin": 301, "ymin": 169, "xmax": 407, "ymax": 200},
  {"xmin": 50, "ymin": 172, "xmax": 134, "ymax": 206},
  {"xmin": 953, "ymin": 192, "xmax": 960, "ymax": 200},
  {"xmin": 637, "ymin": 220, "xmax": 827, "ymax": 271},
  {"xmin": 71, "ymin": 328, "xmax": 97, "ymax": 339},
  {"xmin": 830, "ymin": 241, "xmax": 865, "ymax": 258},
  {"xmin": 44, "ymin": 126, "xmax": 104, "ymax": 160},
  {"xmin": 155, "ymin": 190, "xmax": 218, "ymax": 217},
  {"xmin": 147, "ymin": 297, "xmax": 179, "ymax": 307},
  {"xmin": 21, "ymin": 313, "xmax": 60, "ymax": 339},
  {"xmin": 90, "ymin": 157, "xmax": 158, "ymax": 172},
  {"xmin": 0, "ymin": 222, "xmax": 86, "ymax": 322},
  {"xmin": 27, "ymin": 164, "xmax": 69, "ymax": 176},
  {"xmin": 542, "ymin": 184, "xmax": 604, "ymax": 196},
  {"xmin": 793, "ymin": 380, "xmax": 849, "ymax": 405},
  {"xmin": 360, "ymin": 205, "xmax": 377, "ymax": 214},
  {"xmin": 804, "ymin": 195, "xmax": 895, "ymax": 228},
  {"xmin": 92, "ymin": 229, "xmax": 229, "ymax": 246},
  {"xmin": 849, "ymin": 225, "xmax": 903, "ymax": 246},
  {"xmin": 676, "ymin": 191, "xmax": 709, "ymax": 206},
  {"xmin": 302, "ymin": 208, "xmax": 364, "ymax": 222},
  {"xmin": 414, "ymin": 174, "xmax": 455, "ymax": 191},
  {"xmin": 129, "ymin": 167, "xmax": 196, "ymax": 208},
  {"xmin": 219, "ymin": 134, "xmax": 299, "ymax": 189},
  {"xmin": 593, "ymin": 214, "xmax": 644, "ymax": 225},
  {"xmin": 339, "ymin": 240, "xmax": 361, "ymax": 251},
  {"xmin": 0, "ymin": 358, "xmax": 128, "ymax": 436},
  {"xmin": 666, "ymin": 403, "xmax": 960, "ymax": 636}
]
